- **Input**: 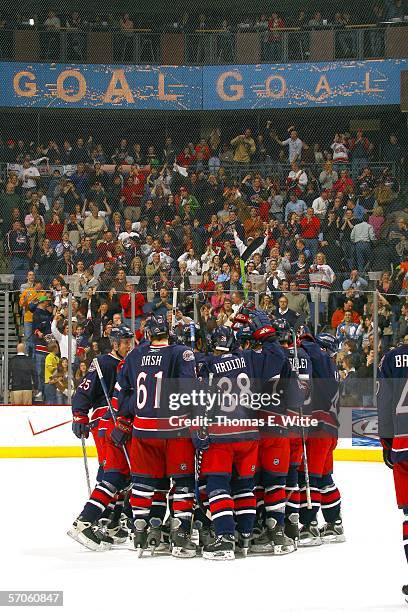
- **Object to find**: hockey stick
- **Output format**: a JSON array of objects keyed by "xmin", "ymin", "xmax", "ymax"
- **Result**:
[
  {"xmin": 92, "ymin": 358, "xmax": 131, "ymax": 470},
  {"xmin": 81, "ymin": 435, "xmax": 92, "ymax": 496},
  {"xmin": 171, "ymin": 287, "xmax": 178, "ymax": 332},
  {"xmin": 194, "ymin": 294, "xmax": 209, "ymax": 354},
  {"xmin": 194, "ymin": 373, "xmax": 214, "ymax": 517},
  {"xmin": 291, "ymin": 332, "xmax": 312, "ymax": 511},
  {"xmin": 189, "ymin": 321, "xmax": 196, "ymax": 351}
]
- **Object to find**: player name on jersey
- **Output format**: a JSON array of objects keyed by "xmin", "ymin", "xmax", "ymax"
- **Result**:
[
  {"xmin": 141, "ymin": 355, "xmax": 163, "ymax": 366},
  {"xmin": 212, "ymin": 356, "xmax": 246, "ymax": 374},
  {"xmin": 395, "ymin": 354, "xmax": 408, "ymax": 368}
]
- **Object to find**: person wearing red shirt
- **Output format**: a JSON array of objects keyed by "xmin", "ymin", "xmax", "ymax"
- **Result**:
[
  {"xmin": 176, "ymin": 147, "xmax": 196, "ymax": 168},
  {"xmin": 333, "ymin": 169, "xmax": 355, "ymax": 195},
  {"xmin": 267, "ymin": 13, "xmax": 285, "ymax": 60},
  {"xmin": 120, "ymin": 174, "xmax": 146, "ymax": 221},
  {"xmin": 45, "ymin": 213, "xmax": 64, "ymax": 244},
  {"xmin": 198, "ymin": 270, "xmax": 216, "ymax": 298},
  {"xmin": 331, "ymin": 299, "xmax": 361, "ymax": 329},
  {"xmin": 300, "ymin": 207, "xmax": 321, "ymax": 260},
  {"xmin": 194, "ymin": 138, "xmax": 210, "ymax": 161},
  {"xmin": 96, "ymin": 230, "xmax": 117, "ymax": 262},
  {"xmin": 120, "ymin": 283, "xmax": 146, "ymax": 330}
]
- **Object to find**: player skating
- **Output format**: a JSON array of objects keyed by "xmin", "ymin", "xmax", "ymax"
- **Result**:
[
  {"xmin": 378, "ymin": 343, "xmax": 408, "ymax": 604},
  {"xmin": 67, "ymin": 325, "xmax": 133, "ymax": 551},
  {"xmin": 298, "ymin": 331, "xmax": 345, "ymax": 546},
  {"xmin": 192, "ymin": 325, "xmax": 260, "ymax": 560},
  {"xmin": 113, "ymin": 314, "xmax": 198, "ymax": 558}
]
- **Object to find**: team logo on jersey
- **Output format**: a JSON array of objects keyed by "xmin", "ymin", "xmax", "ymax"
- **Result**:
[
  {"xmin": 179, "ymin": 463, "xmax": 187, "ymax": 471},
  {"xmin": 183, "ymin": 350, "xmax": 195, "ymax": 362},
  {"xmin": 251, "ymin": 464, "xmax": 256, "ymax": 472},
  {"xmin": 273, "ymin": 458, "xmax": 280, "ymax": 465},
  {"xmin": 88, "ymin": 361, "xmax": 96, "ymax": 373}
]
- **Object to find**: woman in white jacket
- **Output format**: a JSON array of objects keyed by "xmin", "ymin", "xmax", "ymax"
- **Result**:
[
  {"xmin": 177, "ymin": 248, "xmax": 201, "ymax": 275},
  {"xmin": 201, "ymin": 243, "xmax": 217, "ymax": 273},
  {"xmin": 309, "ymin": 252, "xmax": 336, "ymax": 324}
]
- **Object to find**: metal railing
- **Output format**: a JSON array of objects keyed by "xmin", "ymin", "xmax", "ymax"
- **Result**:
[
  {"xmin": 0, "ymin": 24, "xmax": 406, "ymax": 64},
  {"xmin": 1, "ymin": 284, "xmax": 406, "ymax": 408}
]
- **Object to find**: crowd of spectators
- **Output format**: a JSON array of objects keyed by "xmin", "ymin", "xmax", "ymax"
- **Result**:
[
  {"xmin": 0, "ymin": 122, "xmax": 406, "ymax": 404},
  {"xmin": 1, "ymin": 2, "xmax": 407, "ymax": 33}
]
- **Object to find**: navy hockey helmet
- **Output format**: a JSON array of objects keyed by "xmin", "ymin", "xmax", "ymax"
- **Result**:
[
  {"xmin": 297, "ymin": 324, "xmax": 315, "ymax": 343},
  {"xmin": 211, "ymin": 325, "xmax": 235, "ymax": 352},
  {"xmin": 145, "ymin": 314, "xmax": 169, "ymax": 339},
  {"xmin": 235, "ymin": 324, "xmax": 254, "ymax": 347},
  {"xmin": 110, "ymin": 325, "xmax": 133, "ymax": 342},
  {"xmin": 249, "ymin": 309, "xmax": 277, "ymax": 343},
  {"xmin": 315, "ymin": 333, "xmax": 338, "ymax": 356},
  {"xmin": 273, "ymin": 318, "xmax": 293, "ymax": 344}
]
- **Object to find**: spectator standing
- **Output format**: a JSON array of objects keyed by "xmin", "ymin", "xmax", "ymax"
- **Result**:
[
  {"xmin": 312, "ymin": 190, "xmax": 329, "ymax": 220},
  {"xmin": 8, "ymin": 343, "xmax": 38, "ymax": 405},
  {"xmin": 230, "ymin": 130, "xmax": 256, "ymax": 163},
  {"xmin": 19, "ymin": 159, "xmax": 41, "ymax": 193},
  {"xmin": 300, "ymin": 207, "xmax": 321, "ymax": 260},
  {"xmin": 273, "ymin": 126, "xmax": 303, "ymax": 163},
  {"xmin": 350, "ymin": 214, "xmax": 376, "ymax": 271},
  {"xmin": 319, "ymin": 161, "xmax": 338, "ymax": 191},
  {"xmin": 336, "ymin": 311, "xmax": 361, "ymax": 349},
  {"xmin": 5, "ymin": 221, "xmax": 30, "ymax": 288},
  {"xmin": 51, "ymin": 314, "xmax": 77, "ymax": 363},
  {"xmin": 44, "ymin": 342, "xmax": 60, "ymax": 404}
]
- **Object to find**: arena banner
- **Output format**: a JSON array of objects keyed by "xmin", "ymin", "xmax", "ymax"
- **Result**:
[
  {"xmin": 0, "ymin": 405, "xmax": 381, "ymax": 460},
  {"xmin": 0, "ymin": 59, "xmax": 407, "ymax": 110},
  {"xmin": 203, "ymin": 59, "xmax": 408, "ymax": 109},
  {"xmin": 0, "ymin": 62, "xmax": 203, "ymax": 110}
]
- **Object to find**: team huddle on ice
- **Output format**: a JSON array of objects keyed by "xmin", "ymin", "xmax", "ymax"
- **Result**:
[{"xmin": 67, "ymin": 304, "xmax": 345, "ymax": 560}]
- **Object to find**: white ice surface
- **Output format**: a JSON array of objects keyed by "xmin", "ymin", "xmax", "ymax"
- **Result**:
[{"xmin": 1, "ymin": 458, "xmax": 407, "ymax": 612}]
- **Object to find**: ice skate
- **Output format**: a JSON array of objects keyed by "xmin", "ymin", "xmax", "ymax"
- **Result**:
[
  {"xmin": 67, "ymin": 518, "xmax": 112, "ymax": 551},
  {"xmin": 285, "ymin": 513, "xmax": 300, "ymax": 549},
  {"xmin": 203, "ymin": 534, "xmax": 235, "ymax": 561},
  {"xmin": 170, "ymin": 518, "xmax": 197, "ymax": 558},
  {"xmin": 266, "ymin": 518, "xmax": 295, "ymax": 555},
  {"xmin": 107, "ymin": 520, "xmax": 129, "ymax": 544},
  {"xmin": 132, "ymin": 519, "xmax": 148, "ymax": 557},
  {"xmin": 235, "ymin": 532, "xmax": 251, "ymax": 557},
  {"xmin": 194, "ymin": 520, "xmax": 214, "ymax": 555},
  {"xmin": 250, "ymin": 527, "xmax": 273, "ymax": 554},
  {"xmin": 298, "ymin": 521, "xmax": 322, "ymax": 547},
  {"xmin": 319, "ymin": 519, "xmax": 346, "ymax": 543}
]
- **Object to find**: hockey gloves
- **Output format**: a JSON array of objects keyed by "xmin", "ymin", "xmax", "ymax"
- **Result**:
[
  {"xmin": 110, "ymin": 416, "xmax": 133, "ymax": 448},
  {"xmin": 72, "ymin": 412, "xmax": 90, "ymax": 439},
  {"xmin": 381, "ymin": 438, "xmax": 394, "ymax": 470}
]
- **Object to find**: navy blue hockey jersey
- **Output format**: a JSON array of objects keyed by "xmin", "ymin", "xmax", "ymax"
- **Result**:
[
  {"xmin": 378, "ymin": 344, "xmax": 408, "ymax": 462},
  {"xmin": 199, "ymin": 350, "xmax": 259, "ymax": 442},
  {"xmin": 72, "ymin": 352, "xmax": 122, "ymax": 427},
  {"xmin": 282, "ymin": 344, "xmax": 312, "ymax": 416},
  {"xmin": 300, "ymin": 340, "xmax": 340, "ymax": 435},
  {"xmin": 116, "ymin": 341, "xmax": 197, "ymax": 438},
  {"xmin": 255, "ymin": 339, "xmax": 303, "ymax": 433}
]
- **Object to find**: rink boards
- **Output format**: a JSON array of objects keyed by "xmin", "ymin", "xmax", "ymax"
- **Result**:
[{"xmin": 0, "ymin": 405, "xmax": 382, "ymax": 461}]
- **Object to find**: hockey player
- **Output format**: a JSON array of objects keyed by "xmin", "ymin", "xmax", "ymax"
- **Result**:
[
  {"xmin": 248, "ymin": 311, "xmax": 301, "ymax": 556},
  {"xmin": 377, "ymin": 343, "xmax": 408, "ymax": 603},
  {"xmin": 193, "ymin": 326, "xmax": 259, "ymax": 561},
  {"xmin": 298, "ymin": 331, "xmax": 345, "ymax": 546},
  {"xmin": 67, "ymin": 325, "xmax": 133, "ymax": 551},
  {"xmin": 112, "ymin": 314, "xmax": 198, "ymax": 558},
  {"xmin": 273, "ymin": 318, "xmax": 312, "ymax": 547}
]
